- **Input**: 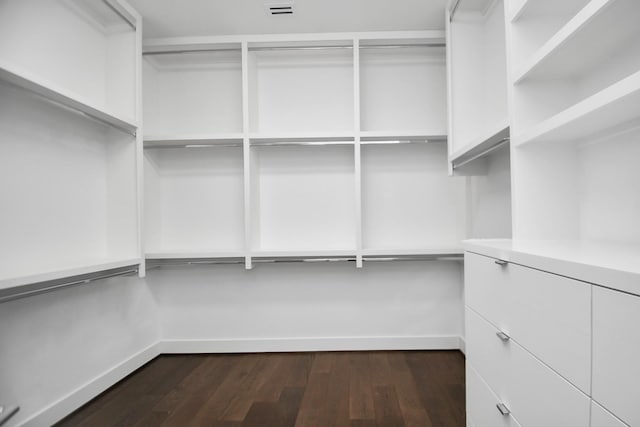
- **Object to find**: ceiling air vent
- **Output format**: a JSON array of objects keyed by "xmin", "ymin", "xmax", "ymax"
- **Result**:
[{"xmin": 265, "ymin": 2, "xmax": 294, "ymax": 15}]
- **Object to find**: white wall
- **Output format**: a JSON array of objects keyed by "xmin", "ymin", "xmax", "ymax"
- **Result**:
[
  {"xmin": 0, "ymin": 277, "xmax": 159, "ymax": 427},
  {"xmin": 149, "ymin": 261, "xmax": 464, "ymax": 352}
]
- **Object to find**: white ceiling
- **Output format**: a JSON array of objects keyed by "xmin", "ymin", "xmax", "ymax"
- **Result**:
[{"xmin": 127, "ymin": 0, "xmax": 447, "ymax": 39}]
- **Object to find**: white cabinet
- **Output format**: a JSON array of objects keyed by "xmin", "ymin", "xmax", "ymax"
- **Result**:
[
  {"xmin": 466, "ymin": 307, "xmax": 590, "ymax": 427},
  {"xmin": 465, "ymin": 242, "xmax": 640, "ymax": 427},
  {"xmin": 467, "ymin": 364, "xmax": 521, "ymax": 427},
  {"xmin": 593, "ymin": 286, "xmax": 640, "ymax": 427}
]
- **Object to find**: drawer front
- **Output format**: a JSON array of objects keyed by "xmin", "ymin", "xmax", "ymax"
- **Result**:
[
  {"xmin": 466, "ymin": 307, "xmax": 591, "ymax": 427},
  {"xmin": 465, "ymin": 251, "xmax": 591, "ymax": 393},
  {"xmin": 465, "ymin": 252, "xmax": 512, "ymax": 329},
  {"xmin": 591, "ymin": 401, "xmax": 627, "ymax": 427},
  {"xmin": 508, "ymin": 262, "xmax": 591, "ymax": 393},
  {"xmin": 466, "ymin": 365, "xmax": 520, "ymax": 427},
  {"xmin": 593, "ymin": 286, "xmax": 640, "ymax": 427}
]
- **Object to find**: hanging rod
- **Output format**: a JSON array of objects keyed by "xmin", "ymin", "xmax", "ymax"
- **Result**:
[
  {"xmin": 453, "ymin": 137, "xmax": 510, "ymax": 170},
  {"xmin": 0, "ymin": 266, "xmax": 139, "ymax": 304},
  {"xmin": 143, "ymin": 43, "xmax": 445, "ymax": 55},
  {"xmin": 363, "ymin": 255, "xmax": 463, "ymax": 262},
  {"xmin": 251, "ymin": 141, "xmax": 354, "ymax": 147},
  {"xmin": 0, "ymin": 405, "xmax": 19, "ymax": 427},
  {"xmin": 449, "ymin": 0, "xmax": 463, "ymax": 21}
]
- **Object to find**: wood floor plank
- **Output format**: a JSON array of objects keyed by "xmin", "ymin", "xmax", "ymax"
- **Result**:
[{"xmin": 56, "ymin": 351, "xmax": 465, "ymax": 427}]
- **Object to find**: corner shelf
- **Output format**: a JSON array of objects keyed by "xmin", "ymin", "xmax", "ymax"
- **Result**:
[
  {"xmin": 0, "ymin": 65, "xmax": 137, "ymax": 134},
  {"xmin": 516, "ymin": 70, "xmax": 640, "ymax": 147},
  {"xmin": 0, "ymin": 258, "xmax": 142, "ymax": 291}
]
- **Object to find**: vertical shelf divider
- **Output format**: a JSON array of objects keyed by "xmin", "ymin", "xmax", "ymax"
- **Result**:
[
  {"xmin": 353, "ymin": 38, "xmax": 363, "ymax": 268},
  {"xmin": 241, "ymin": 41, "xmax": 252, "ymax": 269},
  {"xmin": 133, "ymin": 6, "xmax": 145, "ymax": 277}
]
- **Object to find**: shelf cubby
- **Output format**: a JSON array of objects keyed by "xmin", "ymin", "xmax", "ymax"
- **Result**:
[
  {"xmin": 509, "ymin": 0, "xmax": 591, "ymax": 71},
  {"xmin": 250, "ymin": 143, "xmax": 356, "ymax": 253},
  {"xmin": 448, "ymin": 0, "xmax": 509, "ymax": 166},
  {"xmin": 248, "ymin": 41, "xmax": 354, "ymax": 134},
  {"xmin": 361, "ymin": 141, "xmax": 465, "ymax": 251},
  {"xmin": 0, "ymin": 0, "xmax": 137, "ymax": 122},
  {"xmin": 143, "ymin": 48, "xmax": 243, "ymax": 136},
  {"xmin": 360, "ymin": 43, "xmax": 446, "ymax": 134},
  {"xmin": 144, "ymin": 145, "xmax": 245, "ymax": 255},
  {"xmin": 0, "ymin": 82, "xmax": 139, "ymax": 289}
]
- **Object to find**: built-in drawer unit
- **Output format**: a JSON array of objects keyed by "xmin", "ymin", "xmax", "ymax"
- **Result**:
[
  {"xmin": 466, "ymin": 307, "xmax": 591, "ymax": 427},
  {"xmin": 467, "ymin": 364, "xmax": 522, "ymax": 427},
  {"xmin": 465, "ymin": 252, "xmax": 591, "ymax": 392},
  {"xmin": 592, "ymin": 285, "xmax": 640, "ymax": 427}
]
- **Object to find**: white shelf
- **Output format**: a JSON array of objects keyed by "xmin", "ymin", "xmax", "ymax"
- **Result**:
[
  {"xmin": 362, "ymin": 248, "xmax": 463, "ymax": 257},
  {"xmin": 463, "ymin": 239, "xmax": 640, "ymax": 297},
  {"xmin": 0, "ymin": 65, "xmax": 137, "ymax": 134},
  {"xmin": 144, "ymin": 133, "xmax": 244, "ymax": 148},
  {"xmin": 145, "ymin": 251, "xmax": 245, "ymax": 260},
  {"xmin": 514, "ymin": 0, "xmax": 623, "ymax": 84},
  {"xmin": 0, "ymin": 258, "xmax": 142, "ymax": 291},
  {"xmin": 449, "ymin": 120, "xmax": 509, "ymax": 167},
  {"xmin": 251, "ymin": 249, "xmax": 356, "ymax": 258},
  {"xmin": 516, "ymin": 70, "xmax": 640, "ymax": 147},
  {"xmin": 359, "ymin": 130, "xmax": 446, "ymax": 142},
  {"xmin": 249, "ymin": 132, "xmax": 355, "ymax": 145}
]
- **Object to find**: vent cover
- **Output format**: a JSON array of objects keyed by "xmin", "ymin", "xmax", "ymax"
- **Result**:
[{"xmin": 265, "ymin": 2, "xmax": 294, "ymax": 15}]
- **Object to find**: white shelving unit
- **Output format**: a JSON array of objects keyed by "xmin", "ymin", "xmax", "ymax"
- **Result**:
[
  {"xmin": 141, "ymin": 31, "xmax": 462, "ymax": 268},
  {"xmin": 447, "ymin": 0, "xmax": 509, "ymax": 171},
  {"xmin": 0, "ymin": 0, "xmax": 142, "ymax": 290},
  {"xmin": 509, "ymin": 0, "xmax": 640, "ymax": 244}
]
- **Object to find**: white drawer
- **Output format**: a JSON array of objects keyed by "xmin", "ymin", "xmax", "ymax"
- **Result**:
[
  {"xmin": 465, "ymin": 252, "xmax": 591, "ymax": 392},
  {"xmin": 591, "ymin": 401, "xmax": 627, "ymax": 427},
  {"xmin": 593, "ymin": 286, "xmax": 640, "ymax": 427},
  {"xmin": 466, "ymin": 307, "xmax": 591, "ymax": 427},
  {"xmin": 465, "ymin": 252, "xmax": 511, "ymax": 329},
  {"xmin": 467, "ymin": 364, "xmax": 521, "ymax": 427}
]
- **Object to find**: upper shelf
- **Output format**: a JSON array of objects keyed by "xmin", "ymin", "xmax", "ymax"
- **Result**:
[
  {"xmin": 516, "ymin": 70, "xmax": 640, "ymax": 147},
  {"xmin": 0, "ymin": 65, "xmax": 137, "ymax": 135},
  {"xmin": 514, "ymin": 0, "xmax": 634, "ymax": 84}
]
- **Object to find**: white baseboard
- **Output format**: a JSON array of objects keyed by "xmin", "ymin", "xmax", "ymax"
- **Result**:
[
  {"xmin": 21, "ymin": 342, "xmax": 161, "ymax": 427},
  {"xmin": 160, "ymin": 335, "xmax": 462, "ymax": 354},
  {"xmin": 458, "ymin": 336, "xmax": 466, "ymax": 355}
]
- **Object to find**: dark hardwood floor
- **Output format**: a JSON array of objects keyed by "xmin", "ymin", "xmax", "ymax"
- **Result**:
[{"xmin": 57, "ymin": 350, "xmax": 465, "ymax": 427}]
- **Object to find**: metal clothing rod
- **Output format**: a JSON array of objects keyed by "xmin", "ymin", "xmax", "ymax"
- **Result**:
[
  {"xmin": 0, "ymin": 266, "xmax": 139, "ymax": 304},
  {"xmin": 0, "ymin": 405, "xmax": 19, "ymax": 427},
  {"xmin": 251, "ymin": 141, "xmax": 353, "ymax": 147},
  {"xmin": 453, "ymin": 137, "xmax": 510, "ymax": 170},
  {"xmin": 449, "ymin": 0, "xmax": 463, "ymax": 21},
  {"xmin": 363, "ymin": 255, "xmax": 464, "ymax": 262}
]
